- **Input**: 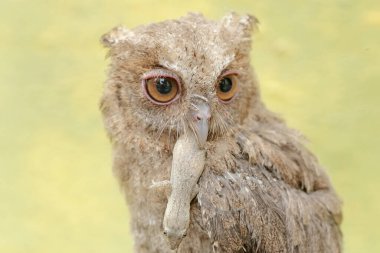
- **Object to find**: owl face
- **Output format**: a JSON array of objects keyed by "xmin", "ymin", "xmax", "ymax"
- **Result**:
[{"xmin": 102, "ymin": 13, "xmax": 258, "ymax": 144}]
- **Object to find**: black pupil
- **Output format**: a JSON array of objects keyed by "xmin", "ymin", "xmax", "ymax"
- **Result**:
[
  {"xmin": 219, "ymin": 78, "xmax": 232, "ymax": 92},
  {"xmin": 156, "ymin": 78, "xmax": 172, "ymax": 94}
]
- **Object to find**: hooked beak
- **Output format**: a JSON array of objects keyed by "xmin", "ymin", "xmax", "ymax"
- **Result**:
[{"xmin": 190, "ymin": 101, "xmax": 211, "ymax": 148}]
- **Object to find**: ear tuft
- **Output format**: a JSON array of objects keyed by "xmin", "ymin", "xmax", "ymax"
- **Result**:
[
  {"xmin": 220, "ymin": 12, "xmax": 259, "ymax": 38},
  {"xmin": 239, "ymin": 14, "xmax": 259, "ymax": 34},
  {"xmin": 100, "ymin": 26, "xmax": 132, "ymax": 48}
]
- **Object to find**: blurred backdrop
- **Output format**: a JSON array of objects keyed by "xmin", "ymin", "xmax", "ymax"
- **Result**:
[{"xmin": 1, "ymin": 0, "xmax": 379, "ymax": 252}]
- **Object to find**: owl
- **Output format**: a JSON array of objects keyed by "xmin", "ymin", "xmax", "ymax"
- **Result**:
[{"xmin": 100, "ymin": 13, "xmax": 342, "ymax": 253}]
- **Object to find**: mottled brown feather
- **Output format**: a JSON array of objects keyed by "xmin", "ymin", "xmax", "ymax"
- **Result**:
[{"xmin": 100, "ymin": 12, "xmax": 342, "ymax": 253}]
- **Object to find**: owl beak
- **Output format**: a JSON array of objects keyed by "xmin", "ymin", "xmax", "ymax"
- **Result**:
[{"xmin": 191, "ymin": 102, "xmax": 211, "ymax": 148}]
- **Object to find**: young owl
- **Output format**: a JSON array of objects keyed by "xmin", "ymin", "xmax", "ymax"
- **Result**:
[{"xmin": 100, "ymin": 13, "xmax": 342, "ymax": 253}]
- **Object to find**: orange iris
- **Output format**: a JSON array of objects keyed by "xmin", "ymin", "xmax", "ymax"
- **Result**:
[
  {"xmin": 216, "ymin": 74, "xmax": 238, "ymax": 102},
  {"xmin": 146, "ymin": 77, "xmax": 179, "ymax": 103}
]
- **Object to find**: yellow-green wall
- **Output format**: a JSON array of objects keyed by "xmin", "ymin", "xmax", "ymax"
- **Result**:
[{"xmin": 1, "ymin": 0, "xmax": 379, "ymax": 252}]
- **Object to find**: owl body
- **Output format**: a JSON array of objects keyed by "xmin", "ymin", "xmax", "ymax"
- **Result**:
[{"xmin": 101, "ymin": 13, "xmax": 342, "ymax": 253}]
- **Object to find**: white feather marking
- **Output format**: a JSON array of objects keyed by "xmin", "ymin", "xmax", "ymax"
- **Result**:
[
  {"xmin": 190, "ymin": 94, "xmax": 209, "ymax": 102},
  {"xmin": 226, "ymin": 171, "xmax": 236, "ymax": 182}
]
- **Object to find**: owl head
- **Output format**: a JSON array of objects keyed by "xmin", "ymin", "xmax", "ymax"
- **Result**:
[{"xmin": 101, "ymin": 13, "xmax": 260, "ymax": 146}]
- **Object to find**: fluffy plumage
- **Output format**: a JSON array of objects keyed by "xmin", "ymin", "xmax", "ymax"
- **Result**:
[{"xmin": 100, "ymin": 13, "xmax": 342, "ymax": 253}]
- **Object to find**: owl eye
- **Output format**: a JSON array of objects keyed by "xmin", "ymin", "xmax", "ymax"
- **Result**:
[
  {"xmin": 216, "ymin": 74, "xmax": 238, "ymax": 102},
  {"xmin": 143, "ymin": 76, "xmax": 180, "ymax": 105}
]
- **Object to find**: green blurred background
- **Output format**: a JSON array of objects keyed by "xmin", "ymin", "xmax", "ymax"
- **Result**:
[{"xmin": 1, "ymin": 0, "xmax": 379, "ymax": 252}]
